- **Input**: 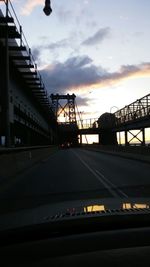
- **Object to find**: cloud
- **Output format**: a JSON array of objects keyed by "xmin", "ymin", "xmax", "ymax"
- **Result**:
[
  {"xmin": 31, "ymin": 38, "xmax": 73, "ymax": 57},
  {"xmin": 76, "ymin": 96, "xmax": 89, "ymax": 107},
  {"xmin": 40, "ymin": 56, "xmax": 150, "ymax": 94},
  {"xmin": 46, "ymin": 39, "xmax": 70, "ymax": 50},
  {"xmin": 40, "ymin": 55, "xmax": 101, "ymax": 93},
  {"xmin": 21, "ymin": 0, "xmax": 43, "ymax": 15},
  {"xmin": 82, "ymin": 27, "xmax": 111, "ymax": 46}
]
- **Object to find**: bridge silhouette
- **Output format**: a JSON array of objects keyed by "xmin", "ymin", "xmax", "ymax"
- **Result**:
[
  {"xmin": 78, "ymin": 94, "xmax": 150, "ymax": 129},
  {"xmin": 77, "ymin": 94, "xmax": 150, "ymax": 145},
  {"xmin": 0, "ymin": 1, "xmax": 150, "ymax": 148},
  {"xmin": 51, "ymin": 92, "xmax": 150, "ymax": 146}
]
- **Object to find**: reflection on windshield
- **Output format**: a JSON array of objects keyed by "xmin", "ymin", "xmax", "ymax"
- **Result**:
[
  {"xmin": 83, "ymin": 203, "xmax": 149, "ymax": 213},
  {"xmin": 84, "ymin": 205, "xmax": 105, "ymax": 212},
  {"xmin": 123, "ymin": 203, "xmax": 149, "ymax": 209}
]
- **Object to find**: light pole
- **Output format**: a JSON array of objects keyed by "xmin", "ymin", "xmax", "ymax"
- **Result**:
[
  {"xmin": 43, "ymin": 0, "xmax": 52, "ymax": 16},
  {"xmin": 110, "ymin": 106, "xmax": 118, "ymax": 113}
]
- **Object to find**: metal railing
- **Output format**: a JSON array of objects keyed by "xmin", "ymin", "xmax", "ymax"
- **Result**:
[
  {"xmin": 114, "ymin": 94, "xmax": 150, "ymax": 126},
  {"xmin": 76, "ymin": 93, "xmax": 150, "ymax": 130},
  {"xmin": 77, "ymin": 118, "xmax": 98, "ymax": 129}
]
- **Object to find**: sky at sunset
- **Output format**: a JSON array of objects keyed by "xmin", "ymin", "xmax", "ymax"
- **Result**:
[{"xmin": 1, "ymin": 0, "xmax": 150, "ymax": 122}]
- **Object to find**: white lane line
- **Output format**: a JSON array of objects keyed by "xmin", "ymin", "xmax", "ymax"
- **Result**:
[
  {"xmin": 95, "ymin": 170, "xmax": 128, "ymax": 198},
  {"xmin": 72, "ymin": 151, "xmax": 120, "ymax": 198}
]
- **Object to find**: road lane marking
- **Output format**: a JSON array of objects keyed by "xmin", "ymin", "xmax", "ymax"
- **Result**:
[
  {"xmin": 95, "ymin": 170, "xmax": 128, "ymax": 198},
  {"xmin": 72, "ymin": 151, "xmax": 121, "ymax": 198}
]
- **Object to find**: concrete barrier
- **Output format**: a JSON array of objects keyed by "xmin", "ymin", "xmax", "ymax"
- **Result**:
[{"xmin": 81, "ymin": 144, "xmax": 150, "ymax": 164}]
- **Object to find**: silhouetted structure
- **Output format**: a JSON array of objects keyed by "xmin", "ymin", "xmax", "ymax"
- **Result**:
[
  {"xmin": 0, "ymin": 1, "xmax": 57, "ymax": 147},
  {"xmin": 50, "ymin": 94, "xmax": 79, "ymax": 146},
  {"xmin": 77, "ymin": 94, "xmax": 150, "ymax": 146},
  {"xmin": 98, "ymin": 113, "xmax": 118, "ymax": 145}
]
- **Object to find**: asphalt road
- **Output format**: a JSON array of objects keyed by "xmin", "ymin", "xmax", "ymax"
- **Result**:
[{"xmin": 0, "ymin": 148, "xmax": 150, "ymax": 213}]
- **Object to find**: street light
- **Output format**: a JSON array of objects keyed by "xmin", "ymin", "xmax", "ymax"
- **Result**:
[
  {"xmin": 110, "ymin": 106, "xmax": 118, "ymax": 113},
  {"xmin": 43, "ymin": 0, "xmax": 52, "ymax": 16}
]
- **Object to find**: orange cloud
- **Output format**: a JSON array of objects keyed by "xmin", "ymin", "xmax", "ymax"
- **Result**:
[
  {"xmin": 21, "ymin": 0, "xmax": 43, "ymax": 15},
  {"xmin": 76, "ymin": 63, "xmax": 150, "ymax": 92}
]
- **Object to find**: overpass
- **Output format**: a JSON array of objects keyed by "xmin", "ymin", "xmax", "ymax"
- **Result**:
[{"xmin": 77, "ymin": 93, "xmax": 150, "ymax": 145}]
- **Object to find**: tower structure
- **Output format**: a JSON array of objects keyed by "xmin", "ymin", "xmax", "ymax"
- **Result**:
[
  {"xmin": 50, "ymin": 94, "xmax": 78, "ymax": 146},
  {"xmin": 50, "ymin": 94, "xmax": 76, "ymax": 124}
]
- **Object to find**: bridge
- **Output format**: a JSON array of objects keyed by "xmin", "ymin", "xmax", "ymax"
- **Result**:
[
  {"xmin": 77, "ymin": 93, "xmax": 150, "ymax": 146},
  {"xmin": 1, "ymin": 0, "xmax": 150, "ymax": 225},
  {"xmin": 51, "ymin": 92, "xmax": 150, "ymax": 146},
  {"xmin": 0, "ymin": 0, "xmax": 150, "ymax": 148},
  {"xmin": 78, "ymin": 94, "xmax": 150, "ymax": 145}
]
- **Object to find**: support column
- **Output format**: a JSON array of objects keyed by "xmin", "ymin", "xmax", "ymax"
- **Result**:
[
  {"xmin": 119, "ymin": 131, "xmax": 121, "ymax": 145},
  {"xmin": 80, "ymin": 134, "xmax": 82, "ymax": 144},
  {"xmin": 125, "ymin": 130, "xmax": 128, "ymax": 146},
  {"xmin": 142, "ymin": 128, "xmax": 145, "ymax": 146}
]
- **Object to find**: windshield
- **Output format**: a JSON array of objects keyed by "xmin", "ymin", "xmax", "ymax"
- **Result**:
[{"xmin": 0, "ymin": 0, "xmax": 150, "ymax": 228}]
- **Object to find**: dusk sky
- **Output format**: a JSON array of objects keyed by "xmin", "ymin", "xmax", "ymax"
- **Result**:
[{"xmin": 1, "ymin": 0, "xmax": 150, "ymax": 120}]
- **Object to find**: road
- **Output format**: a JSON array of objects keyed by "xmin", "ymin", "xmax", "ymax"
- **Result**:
[{"xmin": 0, "ymin": 148, "xmax": 150, "ymax": 214}]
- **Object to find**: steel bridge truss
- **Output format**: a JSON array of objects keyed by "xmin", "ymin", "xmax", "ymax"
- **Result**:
[
  {"xmin": 125, "ymin": 128, "xmax": 146, "ymax": 146},
  {"xmin": 114, "ymin": 94, "xmax": 150, "ymax": 126},
  {"xmin": 50, "ymin": 94, "xmax": 77, "ymax": 124}
]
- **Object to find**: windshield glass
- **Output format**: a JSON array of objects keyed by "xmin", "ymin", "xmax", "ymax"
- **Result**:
[{"xmin": 0, "ymin": 0, "xmax": 150, "ymax": 228}]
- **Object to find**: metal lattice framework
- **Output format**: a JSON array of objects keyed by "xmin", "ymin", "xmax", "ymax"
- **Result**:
[
  {"xmin": 50, "ymin": 94, "xmax": 77, "ymax": 124},
  {"xmin": 114, "ymin": 94, "xmax": 150, "ymax": 126}
]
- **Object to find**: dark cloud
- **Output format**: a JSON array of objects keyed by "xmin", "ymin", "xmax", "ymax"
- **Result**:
[
  {"xmin": 40, "ymin": 55, "xmax": 101, "ymax": 93},
  {"xmin": 40, "ymin": 55, "xmax": 150, "ymax": 94},
  {"xmin": 82, "ymin": 27, "xmax": 111, "ymax": 46}
]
